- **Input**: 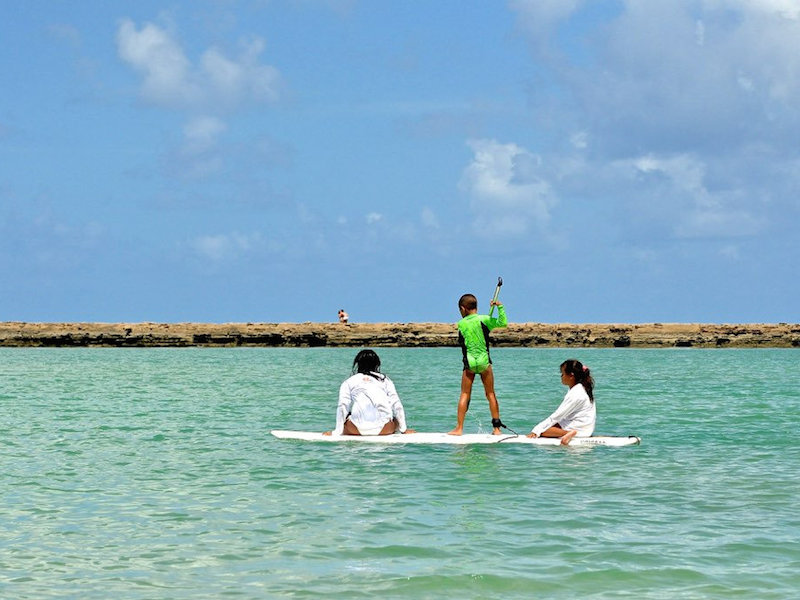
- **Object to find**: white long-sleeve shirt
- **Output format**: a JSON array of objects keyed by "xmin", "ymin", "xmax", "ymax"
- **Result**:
[
  {"xmin": 531, "ymin": 383, "xmax": 596, "ymax": 437},
  {"xmin": 335, "ymin": 372, "xmax": 408, "ymax": 435}
]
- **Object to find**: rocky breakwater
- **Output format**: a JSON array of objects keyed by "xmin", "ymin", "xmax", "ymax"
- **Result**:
[{"xmin": 1, "ymin": 322, "xmax": 798, "ymax": 348}]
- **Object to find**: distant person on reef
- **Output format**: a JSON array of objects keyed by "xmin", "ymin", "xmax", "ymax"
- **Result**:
[
  {"xmin": 338, "ymin": 309, "xmax": 349, "ymax": 324},
  {"xmin": 324, "ymin": 349, "xmax": 415, "ymax": 436},
  {"xmin": 527, "ymin": 359, "xmax": 596, "ymax": 446},
  {"xmin": 448, "ymin": 293, "xmax": 507, "ymax": 436}
]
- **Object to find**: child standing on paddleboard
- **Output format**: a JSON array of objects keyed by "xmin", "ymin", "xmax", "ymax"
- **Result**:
[
  {"xmin": 448, "ymin": 293, "xmax": 507, "ymax": 436},
  {"xmin": 527, "ymin": 359, "xmax": 596, "ymax": 445}
]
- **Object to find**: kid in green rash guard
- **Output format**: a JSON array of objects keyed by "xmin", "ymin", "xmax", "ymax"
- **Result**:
[{"xmin": 448, "ymin": 293, "xmax": 507, "ymax": 436}]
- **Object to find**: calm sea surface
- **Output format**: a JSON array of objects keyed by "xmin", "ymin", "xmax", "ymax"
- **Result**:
[{"xmin": 1, "ymin": 347, "xmax": 799, "ymax": 599}]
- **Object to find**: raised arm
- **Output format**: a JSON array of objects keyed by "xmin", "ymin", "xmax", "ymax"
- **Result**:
[{"xmin": 488, "ymin": 302, "xmax": 507, "ymax": 329}]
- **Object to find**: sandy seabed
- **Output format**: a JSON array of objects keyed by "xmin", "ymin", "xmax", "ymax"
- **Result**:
[{"xmin": 1, "ymin": 322, "xmax": 798, "ymax": 348}]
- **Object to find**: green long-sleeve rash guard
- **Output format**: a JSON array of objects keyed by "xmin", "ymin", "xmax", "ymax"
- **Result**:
[{"xmin": 457, "ymin": 305, "xmax": 507, "ymax": 374}]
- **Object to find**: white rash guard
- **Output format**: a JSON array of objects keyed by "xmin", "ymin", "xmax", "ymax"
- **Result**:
[
  {"xmin": 335, "ymin": 371, "xmax": 408, "ymax": 435},
  {"xmin": 531, "ymin": 383, "xmax": 596, "ymax": 437}
]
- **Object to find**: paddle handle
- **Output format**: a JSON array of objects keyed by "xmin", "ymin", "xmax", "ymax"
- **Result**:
[{"xmin": 488, "ymin": 276, "xmax": 503, "ymax": 317}]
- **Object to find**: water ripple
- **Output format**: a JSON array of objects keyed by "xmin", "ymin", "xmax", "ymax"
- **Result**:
[{"xmin": 1, "ymin": 347, "xmax": 798, "ymax": 598}]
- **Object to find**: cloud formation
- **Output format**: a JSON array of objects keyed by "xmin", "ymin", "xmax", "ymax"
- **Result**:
[
  {"xmin": 511, "ymin": 0, "xmax": 800, "ymax": 153},
  {"xmin": 502, "ymin": 0, "xmax": 800, "ymax": 253},
  {"xmin": 116, "ymin": 19, "xmax": 288, "ymax": 196},
  {"xmin": 188, "ymin": 232, "xmax": 265, "ymax": 263},
  {"xmin": 622, "ymin": 153, "xmax": 765, "ymax": 238},
  {"xmin": 182, "ymin": 116, "xmax": 227, "ymax": 154},
  {"xmin": 460, "ymin": 139, "xmax": 557, "ymax": 237},
  {"xmin": 116, "ymin": 19, "xmax": 282, "ymax": 112}
]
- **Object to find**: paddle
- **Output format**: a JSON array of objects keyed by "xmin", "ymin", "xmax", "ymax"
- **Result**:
[{"xmin": 488, "ymin": 276, "xmax": 503, "ymax": 317}]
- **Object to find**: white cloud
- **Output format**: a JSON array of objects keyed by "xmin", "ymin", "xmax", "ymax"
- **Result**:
[
  {"xmin": 626, "ymin": 153, "xmax": 765, "ymax": 238},
  {"xmin": 632, "ymin": 154, "xmax": 707, "ymax": 200},
  {"xmin": 511, "ymin": 1, "xmax": 800, "ymax": 153},
  {"xmin": 675, "ymin": 209, "xmax": 765, "ymax": 238},
  {"xmin": 188, "ymin": 232, "xmax": 264, "ymax": 262},
  {"xmin": 116, "ymin": 19, "xmax": 282, "ymax": 112},
  {"xmin": 48, "ymin": 23, "xmax": 82, "ymax": 47},
  {"xmin": 570, "ymin": 131, "xmax": 588, "ymax": 150},
  {"xmin": 695, "ymin": 19, "xmax": 706, "ymax": 46},
  {"xmin": 200, "ymin": 38, "xmax": 281, "ymax": 107},
  {"xmin": 731, "ymin": 0, "xmax": 800, "ymax": 20},
  {"xmin": 460, "ymin": 139, "xmax": 557, "ymax": 237},
  {"xmin": 117, "ymin": 19, "xmax": 286, "ymax": 187},
  {"xmin": 509, "ymin": 0, "xmax": 582, "ymax": 39},
  {"xmin": 421, "ymin": 207, "xmax": 439, "ymax": 229},
  {"xmin": 167, "ymin": 116, "xmax": 228, "ymax": 180},
  {"xmin": 182, "ymin": 116, "xmax": 227, "ymax": 155},
  {"xmin": 365, "ymin": 212, "xmax": 383, "ymax": 224},
  {"xmin": 505, "ymin": 0, "xmax": 800, "ymax": 247},
  {"xmin": 117, "ymin": 19, "xmax": 195, "ymax": 107}
]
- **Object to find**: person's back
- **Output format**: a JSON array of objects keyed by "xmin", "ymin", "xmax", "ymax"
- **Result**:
[
  {"xmin": 325, "ymin": 349, "xmax": 412, "ymax": 436},
  {"xmin": 458, "ymin": 309, "xmax": 507, "ymax": 374},
  {"xmin": 449, "ymin": 293, "xmax": 507, "ymax": 436},
  {"xmin": 338, "ymin": 371, "xmax": 401, "ymax": 432}
]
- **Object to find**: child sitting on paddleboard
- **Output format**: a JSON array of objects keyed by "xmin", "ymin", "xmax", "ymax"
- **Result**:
[
  {"xmin": 448, "ymin": 293, "xmax": 507, "ymax": 436},
  {"xmin": 324, "ymin": 349, "xmax": 414, "ymax": 436},
  {"xmin": 527, "ymin": 359, "xmax": 596, "ymax": 445}
]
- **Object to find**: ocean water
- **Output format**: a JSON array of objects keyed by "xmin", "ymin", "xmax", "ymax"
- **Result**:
[{"xmin": 1, "ymin": 346, "xmax": 799, "ymax": 599}]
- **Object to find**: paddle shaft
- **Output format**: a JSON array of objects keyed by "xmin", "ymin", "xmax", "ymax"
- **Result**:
[{"xmin": 488, "ymin": 277, "xmax": 503, "ymax": 317}]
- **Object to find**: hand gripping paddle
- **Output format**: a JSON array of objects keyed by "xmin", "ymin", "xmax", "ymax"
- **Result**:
[{"xmin": 488, "ymin": 276, "xmax": 503, "ymax": 317}]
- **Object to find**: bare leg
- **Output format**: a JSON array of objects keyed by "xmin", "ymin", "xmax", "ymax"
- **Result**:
[
  {"xmin": 377, "ymin": 418, "xmax": 400, "ymax": 436},
  {"xmin": 448, "ymin": 370, "xmax": 474, "ymax": 435},
  {"xmin": 538, "ymin": 424, "xmax": 578, "ymax": 444},
  {"xmin": 538, "ymin": 425, "xmax": 570, "ymax": 438},
  {"xmin": 341, "ymin": 419, "xmax": 361, "ymax": 436},
  {"xmin": 479, "ymin": 366, "xmax": 502, "ymax": 435},
  {"xmin": 560, "ymin": 430, "xmax": 578, "ymax": 445}
]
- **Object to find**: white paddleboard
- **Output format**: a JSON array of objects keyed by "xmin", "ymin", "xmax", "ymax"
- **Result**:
[{"xmin": 271, "ymin": 430, "xmax": 641, "ymax": 447}]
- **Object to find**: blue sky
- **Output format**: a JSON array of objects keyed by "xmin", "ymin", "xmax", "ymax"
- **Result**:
[{"xmin": 2, "ymin": 1, "xmax": 798, "ymax": 323}]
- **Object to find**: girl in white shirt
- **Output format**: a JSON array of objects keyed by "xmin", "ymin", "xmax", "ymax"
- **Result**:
[
  {"xmin": 324, "ymin": 349, "xmax": 414, "ymax": 436},
  {"xmin": 527, "ymin": 359, "xmax": 596, "ymax": 445}
]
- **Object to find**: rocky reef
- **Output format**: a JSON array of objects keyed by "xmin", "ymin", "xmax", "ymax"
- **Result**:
[{"xmin": 1, "ymin": 322, "xmax": 798, "ymax": 348}]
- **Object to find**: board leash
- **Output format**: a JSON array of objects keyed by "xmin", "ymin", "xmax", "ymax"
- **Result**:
[{"xmin": 492, "ymin": 418, "xmax": 521, "ymax": 442}]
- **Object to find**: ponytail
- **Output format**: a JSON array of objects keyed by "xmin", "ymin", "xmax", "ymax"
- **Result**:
[{"xmin": 561, "ymin": 359, "xmax": 594, "ymax": 402}]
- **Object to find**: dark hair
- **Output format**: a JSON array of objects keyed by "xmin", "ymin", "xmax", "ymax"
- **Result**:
[
  {"xmin": 352, "ymin": 349, "xmax": 383, "ymax": 379},
  {"xmin": 561, "ymin": 359, "xmax": 594, "ymax": 402},
  {"xmin": 458, "ymin": 293, "xmax": 478, "ymax": 311}
]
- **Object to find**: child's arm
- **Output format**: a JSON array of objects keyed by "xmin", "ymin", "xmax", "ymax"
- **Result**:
[
  {"xmin": 386, "ymin": 379, "xmax": 408, "ymax": 433},
  {"xmin": 333, "ymin": 381, "xmax": 351, "ymax": 435},
  {"xmin": 488, "ymin": 303, "xmax": 507, "ymax": 329},
  {"xmin": 530, "ymin": 393, "xmax": 582, "ymax": 436}
]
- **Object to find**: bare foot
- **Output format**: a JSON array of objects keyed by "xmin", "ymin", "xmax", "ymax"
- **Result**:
[
  {"xmin": 492, "ymin": 428, "xmax": 502, "ymax": 435},
  {"xmin": 560, "ymin": 430, "xmax": 578, "ymax": 446},
  {"xmin": 447, "ymin": 428, "xmax": 463, "ymax": 436}
]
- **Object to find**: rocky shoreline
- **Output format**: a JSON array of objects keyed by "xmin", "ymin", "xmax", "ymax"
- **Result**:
[{"xmin": 1, "ymin": 322, "xmax": 798, "ymax": 348}]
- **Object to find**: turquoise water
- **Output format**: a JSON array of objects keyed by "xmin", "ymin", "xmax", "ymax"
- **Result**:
[{"xmin": 1, "ymin": 347, "xmax": 799, "ymax": 598}]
